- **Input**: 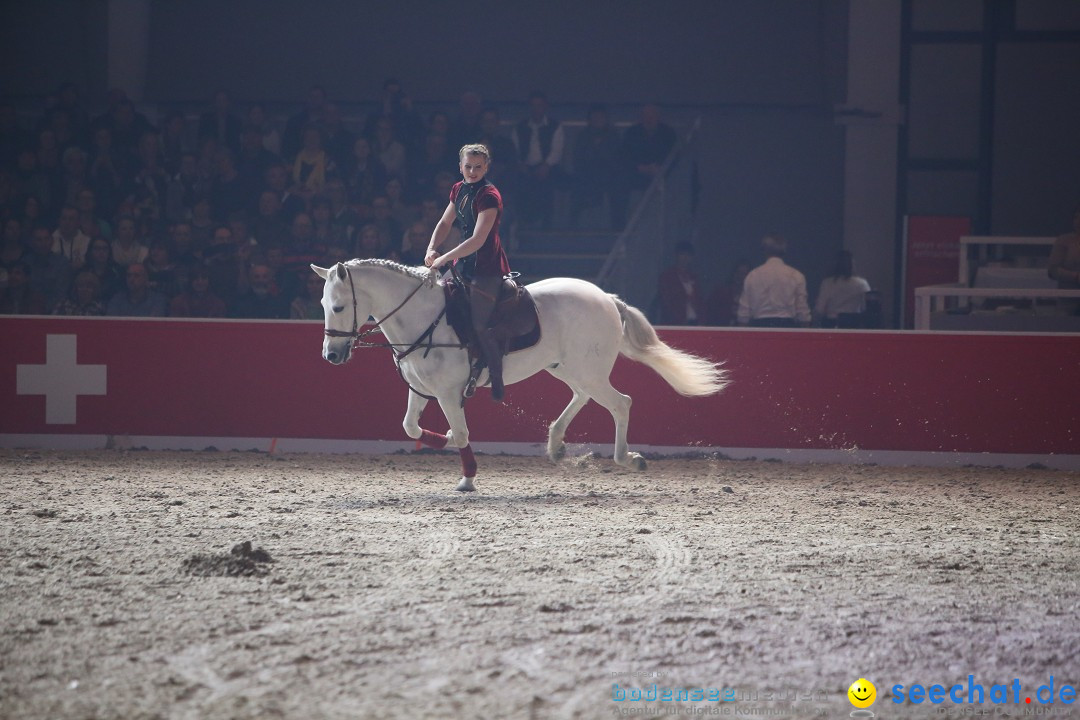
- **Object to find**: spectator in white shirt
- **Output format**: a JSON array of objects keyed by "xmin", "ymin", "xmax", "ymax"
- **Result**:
[
  {"xmin": 737, "ymin": 234, "xmax": 811, "ymax": 328},
  {"xmin": 511, "ymin": 91, "xmax": 565, "ymax": 229},
  {"xmin": 815, "ymin": 249, "xmax": 871, "ymax": 328}
]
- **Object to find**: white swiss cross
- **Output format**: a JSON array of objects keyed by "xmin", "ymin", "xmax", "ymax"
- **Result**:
[{"xmin": 16, "ymin": 334, "xmax": 107, "ymax": 424}]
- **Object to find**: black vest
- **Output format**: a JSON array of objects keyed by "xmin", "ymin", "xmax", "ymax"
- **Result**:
[{"xmin": 454, "ymin": 179, "xmax": 490, "ymax": 279}]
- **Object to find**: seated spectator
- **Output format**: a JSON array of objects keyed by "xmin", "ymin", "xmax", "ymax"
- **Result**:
[
  {"xmin": 325, "ymin": 178, "xmax": 359, "ymax": 246},
  {"xmin": 246, "ymin": 103, "xmax": 281, "ymax": 156},
  {"xmin": 110, "ymin": 214, "xmax": 149, "ymax": 268},
  {"xmin": 370, "ymin": 115, "xmax": 407, "ymax": 180},
  {"xmin": 0, "ymin": 263, "xmax": 47, "ymax": 315},
  {"xmin": 263, "ymin": 162, "xmax": 307, "ymax": 224},
  {"xmin": 83, "ymin": 237, "xmax": 124, "ymax": 301},
  {"xmin": 310, "ymin": 195, "xmax": 336, "ymax": 247},
  {"xmin": 52, "ymin": 204, "xmax": 90, "ymax": 269},
  {"xmin": 197, "ymin": 89, "xmax": 242, "ymax": 156},
  {"xmin": 189, "ymin": 196, "xmax": 216, "ymax": 249},
  {"xmin": 291, "ymin": 272, "xmax": 325, "ymax": 320},
  {"xmin": 1, "ymin": 217, "xmax": 26, "ymax": 268},
  {"xmin": 14, "ymin": 148, "xmax": 54, "ymax": 213},
  {"xmin": 450, "ymin": 90, "xmax": 484, "ymax": 149},
  {"xmin": 210, "ymin": 149, "xmax": 250, "ymax": 222},
  {"xmin": 571, "ymin": 104, "xmax": 623, "ymax": 230},
  {"xmin": 383, "ymin": 177, "xmax": 415, "ymax": 227},
  {"xmin": 366, "ymin": 197, "xmax": 402, "ymax": 255},
  {"xmin": 53, "ymin": 270, "xmax": 106, "ymax": 316},
  {"xmin": 407, "ymin": 131, "xmax": 457, "ymax": 203},
  {"xmin": 170, "ymin": 220, "xmax": 201, "ymax": 267},
  {"xmin": 165, "ymin": 151, "xmax": 206, "ymax": 223},
  {"xmin": 292, "ymin": 124, "xmax": 333, "ymax": 197},
  {"xmin": 202, "ymin": 224, "xmax": 242, "ymax": 305},
  {"xmin": 130, "ymin": 130, "xmax": 169, "ymax": 216},
  {"xmin": 57, "ymin": 145, "xmax": 90, "ymax": 210},
  {"xmin": 26, "ymin": 224, "xmax": 71, "ymax": 310},
  {"xmin": 657, "ymin": 241, "xmax": 706, "ymax": 325},
  {"xmin": 237, "ymin": 123, "xmax": 279, "ymax": 201},
  {"xmin": 106, "ymin": 262, "xmax": 168, "ymax": 317},
  {"xmin": 230, "ymin": 262, "xmax": 289, "ymax": 319},
  {"xmin": 354, "ymin": 223, "xmax": 388, "ymax": 260},
  {"xmin": 365, "ymin": 78, "xmax": 423, "ymax": 153},
  {"xmin": 169, "ymin": 266, "xmax": 226, "ymax": 318},
  {"xmin": 75, "ymin": 188, "xmax": 111, "ymax": 242},
  {"xmin": 343, "ymin": 136, "xmax": 386, "ymax": 207},
  {"xmin": 21, "ymin": 195, "xmax": 46, "ymax": 236},
  {"xmin": 282, "ymin": 85, "xmax": 327, "ymax": 161},
  {"xmin": 252, "ymin": 189, "xmax": 288, "ymax": 246},
  {"xmin": 737, "ymin": 234, "xmax": 811, "ymax": 328},
  {"xmin": 706, "ymin": 258, "xmax": 751, "ymax": 326},
  {"xmin": 477, "ymin": 107, "xmax": 519, "ymax": 211},
  {"xmin": 400, "ymin": 221, "xmax": 429, "ymax": 266},
  {"xmin": 814, "ymin": 249, "xmax": 871, "ymax": 328},
  {"xmin": 321, "ymin": 102, "xmax": 356, "ymax": 171},
  {"xmin": 145, "ymin": 240, "xmax": 180, "ymax": 298},
  {"xmin": 88, "ymin": 126, "xmax": 125, "ymax": 217},
  {"xmin": 159, "ymin": 110, "xmax": 191, "ymax": 175}
]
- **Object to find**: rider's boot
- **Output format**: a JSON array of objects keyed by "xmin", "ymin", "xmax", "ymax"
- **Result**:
[{"xmin": 478, "ymin": 329, "xmax": 505, "ymax": 403}]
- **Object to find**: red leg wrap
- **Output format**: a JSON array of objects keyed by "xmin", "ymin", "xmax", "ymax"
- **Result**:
[
  {"xmin": 419, "ymin": 429, "xmax": 448, "ymax": 449},
  {"xmin": 459, "ymin": 444, "xmax": 477, "ymax": 478}
]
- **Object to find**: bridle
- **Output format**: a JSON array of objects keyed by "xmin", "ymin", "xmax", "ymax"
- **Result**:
[{"xmin": 323, "ymin": 264, "xmax": 465, "ymax": 362}]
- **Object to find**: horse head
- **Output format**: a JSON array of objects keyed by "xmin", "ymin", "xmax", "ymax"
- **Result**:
[{"xmin": 311, "ymin": 262, "xmax": 361, "ymax": 365}]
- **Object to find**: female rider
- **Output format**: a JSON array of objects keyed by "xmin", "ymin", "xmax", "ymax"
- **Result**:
[{"xmin": 425, "ymin": 143, "xmax": 511, "ymax": 402}]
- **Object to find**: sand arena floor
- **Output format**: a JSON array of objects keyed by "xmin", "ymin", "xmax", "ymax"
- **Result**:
[{"xmin": 0, "ymin": 449, "xmax": 1077, "ymax": 720}]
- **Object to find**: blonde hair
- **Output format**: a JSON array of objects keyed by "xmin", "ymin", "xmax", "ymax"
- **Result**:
[{"xmin": 459, "ymin": 143, "xmax": 491, "ymax": 162}]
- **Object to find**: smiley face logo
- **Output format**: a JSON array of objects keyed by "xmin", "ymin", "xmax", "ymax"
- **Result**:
[{"xmin": 848, "ymin": 678, "xmax": 877, "ymax": 709}]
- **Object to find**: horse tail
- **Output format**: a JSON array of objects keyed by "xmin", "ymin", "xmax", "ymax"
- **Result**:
[{"xmin": 611, "ymin": 295, "xmax": 729, "ymax": 397}]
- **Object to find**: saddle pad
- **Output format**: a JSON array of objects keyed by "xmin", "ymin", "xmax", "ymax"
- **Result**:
[{"xmin": 442, "ymin": 280, "xmax": 541, "ymax": 354}]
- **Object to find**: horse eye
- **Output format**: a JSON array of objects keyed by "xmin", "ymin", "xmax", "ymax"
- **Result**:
[{"xmin": 332, "ymin": 306, "xmax": 345, "ymax": 313}]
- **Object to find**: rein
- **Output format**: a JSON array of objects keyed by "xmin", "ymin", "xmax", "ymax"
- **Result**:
[{"xmin": 324, "ymin": 264, "xmax": 465, "ymax": 360}]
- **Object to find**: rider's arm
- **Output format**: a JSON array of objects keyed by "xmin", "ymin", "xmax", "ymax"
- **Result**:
[
  {"xmin": 425, "ymin": 202, "xmax": 458, "ymax": 267},
  {"xmin": 431, "ymin": 208, "xmax": 496, "ymax": 269}
]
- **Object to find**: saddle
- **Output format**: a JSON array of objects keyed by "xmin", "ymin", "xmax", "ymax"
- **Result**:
[{"xmin": 442, "ymin": 275, "xmax": 541, "ymax": 395}]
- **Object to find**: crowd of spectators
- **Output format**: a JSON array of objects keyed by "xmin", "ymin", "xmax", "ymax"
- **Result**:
[{"xmin": 0, "ymin": 80, "xmax": 678, "ymax": 319}]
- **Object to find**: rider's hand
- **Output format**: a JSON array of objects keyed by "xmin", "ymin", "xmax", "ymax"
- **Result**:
[
  {"xmin": 424, "ymin": 249, "xmax": 439, "ymax": 268},
  {"xmin": 425, "ymin": 264, "xmax": 440, "ymax": 287}
]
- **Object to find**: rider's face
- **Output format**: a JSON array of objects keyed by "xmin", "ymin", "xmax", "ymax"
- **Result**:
[{"xmin": 459, "ymin": 154, "xmax": 488, "ymax": 184}]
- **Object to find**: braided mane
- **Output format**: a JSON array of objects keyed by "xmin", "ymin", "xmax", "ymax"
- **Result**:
[{"xmin": 343, "ymin": 258, "xmax": 430, "ymax": 283}]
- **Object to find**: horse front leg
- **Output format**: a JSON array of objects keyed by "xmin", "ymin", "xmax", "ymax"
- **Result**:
[
  {"xmin": 436, "ymin": 395, "xmax": 477, "ymax": 492},
  {"xmin": 403, "ymin": 390, "xmax": 450, "ymax": 449}
]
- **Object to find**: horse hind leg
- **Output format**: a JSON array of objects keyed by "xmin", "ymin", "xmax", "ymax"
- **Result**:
[
  {"xmin": 546, "ymin": 387, "xmax": 589, "ymax": 463},
  {"xmin": 583, "ymin": 380, "xmax": 645, "ymax": 471}
]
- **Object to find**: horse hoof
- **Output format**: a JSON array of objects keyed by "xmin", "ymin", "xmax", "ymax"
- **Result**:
[
  {"xmin": 456, "ymin": 477, "xmax": 476, "ymax": 492},
  {"xmin": 629, "ymin": 453, "xmax": 647, "ymax": 472},
  {"xmin": 548, "ymin": 442, "xmax": 566, "ymax": 463}
]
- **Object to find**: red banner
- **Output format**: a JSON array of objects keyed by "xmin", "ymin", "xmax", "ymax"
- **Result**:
[
  {"xmin": 2, "ymin": 317, "xmax": 1079, "ymax": 457},
  {"xmin": 903, "ymin": 215, "xmax": 971, "ymax": 328}
]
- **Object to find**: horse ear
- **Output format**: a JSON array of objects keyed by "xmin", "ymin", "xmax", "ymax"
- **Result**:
[
  {"xmin": 311, "ymin": 264, "xmax": 329, "ymax": 279},
  {"xmin": 335, "ymin": 263, "xmax": 347, "ymax": 280}
]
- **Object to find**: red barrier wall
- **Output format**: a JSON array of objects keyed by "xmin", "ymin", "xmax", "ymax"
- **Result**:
[{"xmin": 2, "ymin": 317, "xmax": 1078, "ymax": 457}]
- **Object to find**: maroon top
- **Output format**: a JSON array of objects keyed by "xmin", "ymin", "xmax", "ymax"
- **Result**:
[{"xmin": 449, "ymin": 179, "xmax": 511, "ymax": 279}]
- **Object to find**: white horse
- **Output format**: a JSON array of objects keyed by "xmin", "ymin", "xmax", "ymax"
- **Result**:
[{"xmin": 311, "ymin": 259, "xmax": 727, "ymax": 491}]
